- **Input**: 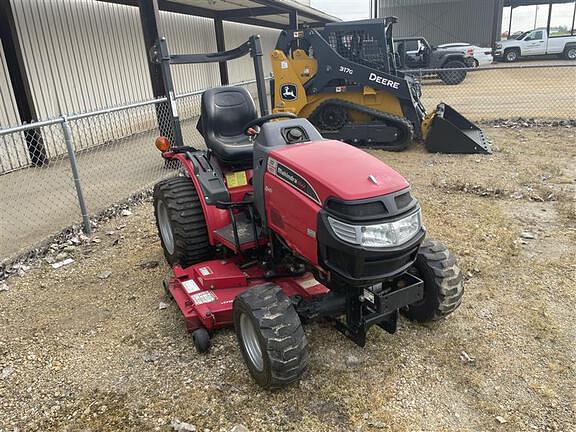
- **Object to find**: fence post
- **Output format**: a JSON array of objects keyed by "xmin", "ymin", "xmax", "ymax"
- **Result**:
[{"xmin": 61, "ymin": 116, "xmax": 92, "ymax": 236}]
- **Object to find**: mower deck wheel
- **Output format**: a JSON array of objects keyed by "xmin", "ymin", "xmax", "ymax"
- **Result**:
[
  {"xmin": 402, "ymin": 239, "xmax": 464, "ymax": 322},
  {"xmin": 192, "ymin": 328, "xmax": 211, "ymax": 353},
  {"xmin": 233, "ymin": 283, "xmax": 309, "ymax": 389}
]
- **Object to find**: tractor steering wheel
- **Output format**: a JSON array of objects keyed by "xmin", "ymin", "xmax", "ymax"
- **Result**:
[{"xmin": 243, "ymin": 112, "xmax": 297, "ymax": 135}]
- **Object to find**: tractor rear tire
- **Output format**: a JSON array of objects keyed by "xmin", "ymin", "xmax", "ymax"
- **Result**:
[
  {"xmin": 402, "ymin": 239, "xmax": 464, "ymax": 322},
  {"xmin": 439, "ymin": 60, "xmax": 467, "ymax": 85},
  {"xmin": 233, "ymin": 283, "xmax": 309, "ymax": 389},
  {"xmin": 153, "ymin": 177, "xmax": 213, "ymax": 268}
]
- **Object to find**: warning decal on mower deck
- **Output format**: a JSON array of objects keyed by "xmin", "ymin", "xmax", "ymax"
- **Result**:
[
  {"xmin": 191, "ymin": 290, "xmax": 217, "ymax": 305},
  {"xmin": 182, "ymin": 279, "xmax": 200, "ymax": 294},
  {"xmin": 198, "ymin": 266, "xmax": 213, "ymax": 276}
]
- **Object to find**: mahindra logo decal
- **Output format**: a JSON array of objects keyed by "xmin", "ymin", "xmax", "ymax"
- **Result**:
[{"xmin": 269, "ymin": 158, "xmax": 320, "ymax": 205}]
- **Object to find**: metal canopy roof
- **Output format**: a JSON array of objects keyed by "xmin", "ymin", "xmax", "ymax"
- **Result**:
[
  {"xmin": 504, "ymin": 0, "xmax": 575, "ymax": 7},
  {"xmin": 99, "ymin": 0, "xmax": 340, "ymax": 29}
]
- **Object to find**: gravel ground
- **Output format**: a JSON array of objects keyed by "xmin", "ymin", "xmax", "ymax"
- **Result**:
[{"xmin": 0, "ymin": 126, "xmax": 575, "ymax": 432}]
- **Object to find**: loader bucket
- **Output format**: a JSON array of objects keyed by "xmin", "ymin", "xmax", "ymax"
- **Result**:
[{"xmin": 424, "ymin": 103, "xmax": 491, "ymax": 154}]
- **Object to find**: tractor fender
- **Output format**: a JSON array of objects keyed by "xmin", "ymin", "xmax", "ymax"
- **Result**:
[
  {"xmin": 167, "ymin": 152, "xmax": 230, "ymax": 245},
  {"xmin": 439, "ymin": 54, "xmax": 466, "ymax": 67}
]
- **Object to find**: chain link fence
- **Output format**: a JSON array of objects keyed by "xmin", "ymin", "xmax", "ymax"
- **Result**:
[
  {"xmin": 1, "ymin": 65, "xmax": 575, "ymax": 262},
  {"xmin": 0, "ymin": 80, "xmax": 264, "ymax": 261},
  {"xmin": 405, "ymin": 63, "xmax": 576, "ymax": 121}
]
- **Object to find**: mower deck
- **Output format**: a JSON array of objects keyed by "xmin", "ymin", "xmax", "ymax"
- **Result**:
[{"xmin": 167, "ymin": 260, "xmax": 329, "ymax": 332}]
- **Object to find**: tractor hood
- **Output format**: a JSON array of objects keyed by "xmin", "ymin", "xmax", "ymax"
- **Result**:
[{"xmin": 268, "ymin": 140, "xmax": 409, "ymax": 204}]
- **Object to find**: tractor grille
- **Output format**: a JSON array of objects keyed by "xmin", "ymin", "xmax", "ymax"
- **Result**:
[
  {"xmin": 325, "ymin": 190, "xmax": 415, "ymax": 223},
  {"xmin": 394, "ymin": 191, "xmax": 412, "ymax": 209},
  {"xmin": 326, "ymin": 245, "xmax": 418, "ymax": 279},
  {"xmin": 326, "ymin": 199, "xmax": 387, "ymax": 219}
]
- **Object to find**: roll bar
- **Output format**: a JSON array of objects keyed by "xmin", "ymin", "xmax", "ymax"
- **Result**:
[{"xmin": 149, "ymin": 35, "xmax": 270, "ymax": 147}]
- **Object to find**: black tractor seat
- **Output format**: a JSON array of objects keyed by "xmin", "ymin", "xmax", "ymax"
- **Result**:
[{"xmin": 197, "ymin": 86, "xmax": 257, "ymax": 168}]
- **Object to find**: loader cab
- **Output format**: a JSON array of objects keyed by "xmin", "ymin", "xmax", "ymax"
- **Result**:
[{"xmin": 321, "ymin": 17, "xmax": 400, "ymax": 75}]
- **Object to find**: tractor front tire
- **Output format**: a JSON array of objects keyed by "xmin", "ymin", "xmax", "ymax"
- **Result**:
[
  {"xmin": 439, "ymin": 60, "xmax": 467, "ymax": 85},
  {"xmin": 153, "ymin": 176, "xmax": 213, "ymax": 268},
  {"xmin": 233, "ymin": 284, "xmax": 309, "ymax": 389},
  {"xmin": 402, "ymin": 239, "xmax": 464, "ymax": 323}
]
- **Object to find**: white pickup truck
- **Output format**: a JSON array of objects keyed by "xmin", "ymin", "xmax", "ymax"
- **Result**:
[{"xmin": 494, "ymin": 28, "xmax": 576, "ymax": 62}]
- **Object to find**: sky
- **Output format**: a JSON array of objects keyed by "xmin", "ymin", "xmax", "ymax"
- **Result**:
[
  {"xmin": 501, "ymin": 4, "xmax": 575, "ymax": 35},
  {"xmin": 309, "ymin": 1, "xmax": 575, "ymax": 36},
  {"xmin": 310, "ymin": 0, "xmax": 370, "ymax": 21}
]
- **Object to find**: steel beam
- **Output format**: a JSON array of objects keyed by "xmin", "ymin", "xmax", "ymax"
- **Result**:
[
  {"xmin": 214, "ymin": 18, "xmax": 229, "ymax": 85},
  {"xmin": 138, "ymin": 0, "xmax": 164, "ymax": 100},
  {"xmin": 218, "ymin": 6, "xmax": 278, "ymax": 18},
  {"xmin": 546, "ymin": 0, "xmax": 553, "ymax": 35},
  {"xmin": 137, "ymin": 0, "xmax": 182, "ymax": 145},
  {"xmin": 370, "ymin": 0, "xmax": 379, "ymax": 19},
  {"xmin": 570, "ymin": 2, "xmax": 576, "ymax": 36},
  {"xmin": 99, "ymin": 0, "xmax": 335, "ymax": 29},
  {"xmin": 252, "ymin": 0, "xmax": 332, "ymax": 22},
  {"xmin": 504, "ymin": 0, "xmax": 571, "ymax": 6},
  {"xmin": 289, "ymin": 9, "xmax": 298, "ymax": 30},
  {"xmin": 491, "ymin": 0, "xmax": 504, "ymax": 46},
  {"xmin": 508, "ymin": 6, "xmax": 513, "ymax": 38},
  {"xmin": 159, "ymin": 0, "xmax": 216, "ymax": 18},
  {"xmin": 99, "ymin": 0, "xmax": 216, "ymax": 18},
  {"xmin": 224, "ymin": 16, "xmax": 286, "ymax": 29},
  {"xmin": 0, "ymin": 0, "xmax": 48, "ymax": 167}
]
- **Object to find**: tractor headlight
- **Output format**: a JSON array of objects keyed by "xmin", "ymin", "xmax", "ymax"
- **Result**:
[
  {"xmin": 328, "ymin": 210, "xmax": 421, "ymax": 248},
  {"xmin": 495, "ymin": 43, "xmax": 502, "ymax": 49}
]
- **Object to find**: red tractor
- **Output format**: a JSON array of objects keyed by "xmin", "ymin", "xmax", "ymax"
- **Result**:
[{"xmin": 151, "ymin": 36, "xmax": 464, "ymax": 389}]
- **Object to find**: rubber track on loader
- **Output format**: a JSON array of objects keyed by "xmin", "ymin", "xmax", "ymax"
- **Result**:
[{"xmin": 309, "ymin": 98, "xmax": 415, "ymax": 151}]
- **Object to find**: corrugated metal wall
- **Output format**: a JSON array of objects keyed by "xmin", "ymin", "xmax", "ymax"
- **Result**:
[
  {"xmin": 0, "ymin": 0, "xmax": 279, "ymax": 172},
  {"xmin": 224, "ymin": 21, "xmax": 279, "ymax": 84},
  {"xmin": 0, "ymin": 42, "xmax": 29, "ymax": 171},
  {"xmin": 2, "ymin": 0, "xmax": 279, "ymax": 123},
  {"xmin": 0, "ymin": 43, "xmax": 20, "ymax": 127},
  {"xmin": 380, "ymin": 0, "xmax": 499, "ymax": 47}
]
